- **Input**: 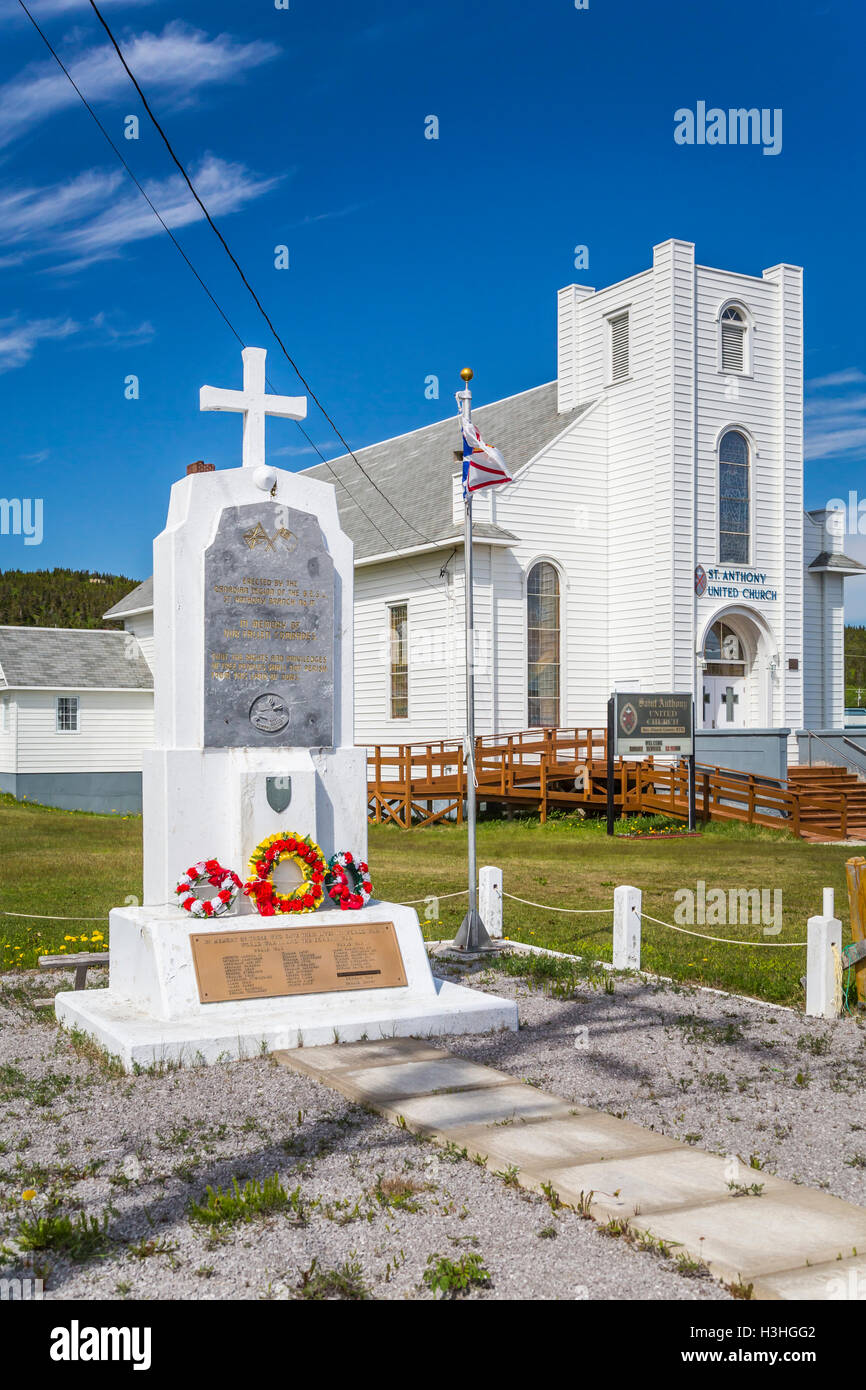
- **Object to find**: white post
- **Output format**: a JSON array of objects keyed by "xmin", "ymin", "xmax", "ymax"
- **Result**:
[
  {"xmin": 613, "ymin": 885, "xmax": 641, "ymax": 970},
  {"xmin": 806, "ymin": 914, "xmax": 842, "ymax": 1019},
  {"xmin": 823, "ymin": 887, "xmax": 835, "ymax": 918},
  {"xmin": 479, "ymin": 865, "xmax": 503, "ymax": 939}
]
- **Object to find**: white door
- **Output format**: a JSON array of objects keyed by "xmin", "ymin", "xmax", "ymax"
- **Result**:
[{"xmin": 702, "ymin": 676, "xmax": 745, "ymax": 729}]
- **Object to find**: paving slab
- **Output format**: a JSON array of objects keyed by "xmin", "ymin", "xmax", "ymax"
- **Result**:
[
  {"xmin": 377, "ymin": 1083, "xmax": 575, "ymax": 1135},
  {"xmin": 325, "ymin": 1056, "xmax": 518, "ymax": 1105},
  {"xmin": 275, "ymin": 1039, "xmax": 866, "ymax": 1300},
  {"xmin": 750, "ymin": 1253, "xmax": 866, "ymax": 1301},
  {"xmin": 445, "ymin": 1110, "xmax": 677, "ymax": 1175},
  {"xmin": 546, "ymin": 1148, "xmax": 789, "ymax": 1223},
  {"xmin": 631, "ymin": 1187, "xmax": 866, "ymax": 1284},
  {"xmin": 273, "ymin": 1038, "xmax": 446, "ymax": 1078}
]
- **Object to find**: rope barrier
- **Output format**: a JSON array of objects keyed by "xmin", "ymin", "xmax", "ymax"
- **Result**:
[
  {"xmin": 399, "ymin": 890, "xmax": 469, "ymax": 906},
  {"xmin": 502, "ymin": 892, "xmax": 612, "ymax": 915},
  {"xmin": 640, "ymin": 912, "xmax": 807, "ymax": 948},
  {"xmin": 1, "ymin": 910, "xmax": 108, "ymax": 923}
]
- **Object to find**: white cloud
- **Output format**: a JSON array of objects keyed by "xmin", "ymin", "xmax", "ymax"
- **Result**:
[
  {"xmin": 805, "ymin": 368, "xmax": 866, "ymax": 462},
  {"xmin": 86, "ymin": 310, "xmax": 155, "ymax": 345},
  {"xmin": 0, "ymin": 156, "xmax": 282, "ymax": 272},
  {"xmin": 0, "ymin": 20, "xmax": 279, "ymax": 149},
  {"xmin": 807, "ymin": 368, "xmax": 866, "ymax": 390},
  {"xmin": 2, "ymin": 0, "xmax": 157, "ymax": 22},
  {"xmin": 0, "ymin": 314, "xmax": 78, "ymax": 371}
]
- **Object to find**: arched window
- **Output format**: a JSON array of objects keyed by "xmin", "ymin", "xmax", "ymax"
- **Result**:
[
  {"xmin": 527, "ymin": 562, "xmax": 560, "ymax": 728},
  {"xmin": 720, "ymin": 305, "xmax": 748, "ymax": 374},
  {"xmin": 719, "ymin": 429, "xmax": 750, "ymax": 563}
]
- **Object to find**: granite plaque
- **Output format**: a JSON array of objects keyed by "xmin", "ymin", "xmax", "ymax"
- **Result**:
[
  {"xmin": 190, "ymin": 921, "xmax": 408, "ymax": 1003},
  {"xmin": 203, "ymin": 502, "xmax": 334, "ymax": 747}
]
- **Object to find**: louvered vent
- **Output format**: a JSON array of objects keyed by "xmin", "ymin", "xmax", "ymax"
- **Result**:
[
  {"xmin": 610, "ymin": 312, "xmax": 629, "ymax": 382},
  {"xmin": 721, "ymin": 307, "xmax": 746, "ymax": 373}
]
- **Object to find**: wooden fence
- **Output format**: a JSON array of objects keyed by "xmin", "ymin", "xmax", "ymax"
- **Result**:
[{"xmin": 365, "ymin": 727, "xmax": 864, "ymax": 840}]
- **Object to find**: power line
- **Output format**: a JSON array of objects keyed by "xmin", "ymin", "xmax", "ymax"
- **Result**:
[
  {"xmin": 16, "ymin": 0, "xmax": 447, "ymax": 594},
  {"xmin": 85, "ymin": 0, "xmax": 441, "ymax": 553}
]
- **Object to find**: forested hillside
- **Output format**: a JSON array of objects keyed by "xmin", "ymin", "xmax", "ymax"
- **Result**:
[
  {"xmin": 846, "ymin": 625, "xmax": 866, "ymax": 706},
  {"xmin": 0, "ymin": 569, "xmax": 139, "ymax": 629}
]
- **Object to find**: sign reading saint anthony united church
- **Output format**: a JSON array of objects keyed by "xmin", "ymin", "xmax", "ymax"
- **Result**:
[
  {"xmin": 614, "ymin": 692, "xmax": 693, "ymax": 759},
  {"xmin": 203, "ymin": 502, "xmax": 334, "ymax": 748}
]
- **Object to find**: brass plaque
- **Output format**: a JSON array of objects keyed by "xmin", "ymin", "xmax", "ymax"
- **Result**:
[{"xmin": 190, "ymin": 921, "xmax": 407, "ymax": 1004}]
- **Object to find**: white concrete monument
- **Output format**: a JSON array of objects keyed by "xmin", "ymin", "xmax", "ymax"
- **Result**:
[{"xmin": 57, "ymin": 348, "xmax": 517, "ymax": 1068}]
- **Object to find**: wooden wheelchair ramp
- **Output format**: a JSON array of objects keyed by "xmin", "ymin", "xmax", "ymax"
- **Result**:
[{"xmin": 365, "ymin": 728, "xmax": 866, "ymax": 841}]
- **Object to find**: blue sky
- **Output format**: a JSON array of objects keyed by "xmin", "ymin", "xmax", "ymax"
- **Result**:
[{"xmin": 1, "ymin": 0, "xmax": 865, "ymax": 611}]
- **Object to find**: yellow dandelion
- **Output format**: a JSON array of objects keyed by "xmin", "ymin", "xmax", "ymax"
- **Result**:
[{"xmin": 21, "ymin": 1188, "xmax": 36, "ymax": 1201}]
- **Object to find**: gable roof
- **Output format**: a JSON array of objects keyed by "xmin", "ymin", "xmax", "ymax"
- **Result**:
[
  {"xmin": 0, "ymin": 627, "xmax": 153, "ymax": 690},
  {"xmin": 103, "ymin": 576, "xmax": 153, "ymax": 620},
  {"xmin": 102, "ymin": 382, "xmax": 589, "ymax": 610},
  {"xmin": 303, "ymin": 381, "xmax": 590, "ymax": 561}
]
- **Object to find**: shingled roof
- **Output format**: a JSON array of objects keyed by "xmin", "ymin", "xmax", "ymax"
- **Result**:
[
  {"xmin": 303, "ymin": 381, "xmax": 590, "ymax": 561},
  {"xmin": 103, "ymin": 575, "xmax": 153, "ymax": 620},
  {"xmin": 808, "ymin": 552, "xmax": 866, "ymax": 575},
  {"xmin": 99, "ymin": 383, "xmax": 589, "ymax": 614},
  {"xmin": 0, "ymin": 627, "xmax": 153, "ymax": 690}
]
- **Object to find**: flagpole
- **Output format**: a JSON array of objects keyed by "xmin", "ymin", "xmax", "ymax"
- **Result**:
[{"xmin": 453, "ymin": 367, "xmax": 496, "ymax": 954}]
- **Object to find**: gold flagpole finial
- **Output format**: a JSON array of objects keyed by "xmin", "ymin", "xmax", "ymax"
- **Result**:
[{"xmin": 460, "ymin": 367, "xmax": 474, "ymax": 382}]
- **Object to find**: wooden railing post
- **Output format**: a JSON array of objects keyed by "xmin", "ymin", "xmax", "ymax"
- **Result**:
[
  {"xmin": 403, "ymin": 746, "xmax": 412, "ymax": 829},
  {"xmin": 845, "ymin": 856, "xmax": 866, "ymax": 1005}
]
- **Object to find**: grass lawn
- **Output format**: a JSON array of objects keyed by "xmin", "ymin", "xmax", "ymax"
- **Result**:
[{"xmin": 0, "ymin": 794, "xmax": 861, "ymax": 1007}]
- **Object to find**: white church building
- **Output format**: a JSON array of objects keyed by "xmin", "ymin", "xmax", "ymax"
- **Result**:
[{"xmin": 1, "ymin": 239, "xmax": 861, "ymax": 811}]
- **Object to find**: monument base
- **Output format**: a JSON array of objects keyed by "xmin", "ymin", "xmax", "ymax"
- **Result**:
[{"xmin": 54, "ymin": 902, "xmax": 518, "ymax": 1071}]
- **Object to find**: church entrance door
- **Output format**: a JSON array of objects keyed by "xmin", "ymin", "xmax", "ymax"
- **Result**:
[{"xmin": 702, "ymin": 674, "xmax": 746, "ymax": 730}]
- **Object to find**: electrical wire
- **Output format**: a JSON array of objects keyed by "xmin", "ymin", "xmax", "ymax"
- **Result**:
[
  {"xmin": 85, "ymin": 0, "xmax": 442, "ymax": 552},
  {"xmin": 16, "ymin": 0, "xmax": 448, "ymax": 595}
]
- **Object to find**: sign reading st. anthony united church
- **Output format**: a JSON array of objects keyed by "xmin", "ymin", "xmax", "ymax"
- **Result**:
[
  {"xmin": 203, "ymin": 502, "xmax": 334, "ymax": 747},
  {"xmin": 614, "ymin": 692, "xmax": 693, "ymax": 759}
]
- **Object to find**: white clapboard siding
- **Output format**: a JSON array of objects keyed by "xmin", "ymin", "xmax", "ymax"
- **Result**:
[
  {"xmin": 0, "ymin": 693, "xmax": 16, "ymax": 773},
  {"xmin": 495, "ymin": 398, "xmax": 609, "ymax": 728},
  {"xmin": 15, "ymin": 690, "xmax": 154, "ymax": 773},
  {"xmin": 354, "ymin": 553, "xmax": 458, "ymax": 745},
  {"xmin": 124, "ymin": 613, "xmax": 155, "ymax": 673}
]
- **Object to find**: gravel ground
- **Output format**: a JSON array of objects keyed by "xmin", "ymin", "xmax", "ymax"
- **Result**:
[
  {"xmin": 3, "ymin": 958, "xmax": 863, "ymax": 1302},
  {"xmin": 0, "ymin": 970, "xmax": 729, "ymax": 1302},
  {"xmin": 442, "ymin": 953, "xmax": 866, "ymax": 1203}
]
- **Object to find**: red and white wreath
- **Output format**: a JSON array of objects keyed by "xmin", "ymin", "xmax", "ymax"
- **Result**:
[
  {"xmin": 325, "ymin": 851, "xmax": 373, "ymax": 911},
  {"xmin": 175, "ymin": 859, "xmax": 242, "ymax": 919}
]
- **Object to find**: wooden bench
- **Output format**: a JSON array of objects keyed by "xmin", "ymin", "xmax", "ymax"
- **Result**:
[{"xmin": 38, "ymin": 952, "xmax": 109, "ymax": 991}]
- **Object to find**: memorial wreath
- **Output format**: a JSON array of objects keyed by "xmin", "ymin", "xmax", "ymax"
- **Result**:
[
  {"xmin": 325, "ymin": 851, "xmax": 373, "ymax": 910},
  {"xmin": 243, "ymin": 831, "xmax": 327, "ymax": 915},
  {"xmin": 175, "ymin": 859, "xmax": 242, "ymax": 919}
]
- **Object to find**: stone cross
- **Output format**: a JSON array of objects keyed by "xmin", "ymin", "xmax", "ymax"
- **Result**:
[{"xmin": 199, "ymin": 347, "xmax": 307, "ymax": 470}]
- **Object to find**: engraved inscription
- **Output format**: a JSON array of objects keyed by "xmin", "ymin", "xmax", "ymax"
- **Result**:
[
  {"xmin": 191, "ymin": 922, "xmax": 407, "ymax": 1003},
  {"xmin": 203, "ymin": 503, "xmax": 334, "ymax": 748}
]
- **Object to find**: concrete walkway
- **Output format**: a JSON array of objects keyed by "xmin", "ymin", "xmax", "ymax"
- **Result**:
[{"xmin": 275, "ymin": 1037, "xmax": 866, "ymax": 1301}]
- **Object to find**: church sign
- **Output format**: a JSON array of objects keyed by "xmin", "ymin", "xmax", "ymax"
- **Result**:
[
  {"xmin": 614, "ymin": 692, "xmax": 693, "ymax": 758},
  {"xmin": 203, "ymin": 501, "xmax": 334, "ymax": 748},
  {"xmin": 695, "ymin": 565, "xmax": 778, "ymax": 603}
]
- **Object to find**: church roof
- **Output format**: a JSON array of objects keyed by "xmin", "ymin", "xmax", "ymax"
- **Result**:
[
  {"xmin": 808, "ymin": 551, "xmax": 866, "ymax": 575},
  {"xmin": 0, "ymin": 627, "xmax": 153, "ymax": 690},
  {"xmin": 103, "ymin": 575, "xmax": 153, "ymax": 620},
  {"xmin": 303, "ymin": 381, "xmax": 590, "ymax": 561},
  {"xmin": 104, "ymin": 382, "xmax": 589, "ymax": 612}
]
